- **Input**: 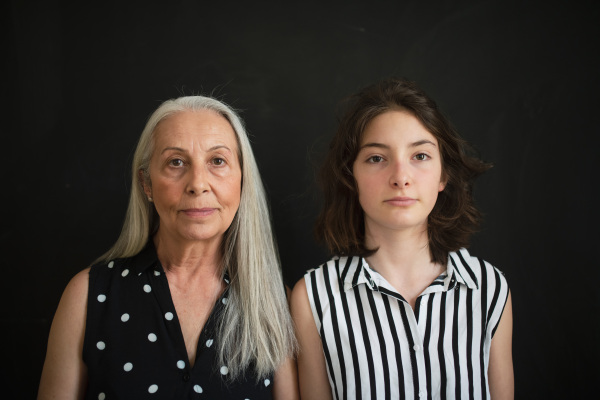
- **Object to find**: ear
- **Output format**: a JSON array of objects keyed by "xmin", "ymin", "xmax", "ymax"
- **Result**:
[
  {"xmin": 438, "ymin": 176, "xmax": 447, "ymax": 192},
  {"xmin": 139, "ymin": 169, "xmax": 152, "ymax": 198}
]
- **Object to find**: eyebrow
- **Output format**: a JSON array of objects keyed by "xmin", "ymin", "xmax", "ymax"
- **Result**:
[
  {"xmin": 359, "ymin": 139, "xmax": 437, "ymax": 150},
  {"xmin": 160, "ymin": 145, "xmax": 232, "ymax": 155}
]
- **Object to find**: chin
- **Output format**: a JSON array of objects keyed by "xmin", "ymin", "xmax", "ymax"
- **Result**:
[{"xmin": 189, "ymin": 229, "xmax": 228, "ymax": 242}]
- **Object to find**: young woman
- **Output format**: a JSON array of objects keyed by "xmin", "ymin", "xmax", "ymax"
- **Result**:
[{"xmin": 291, "ymin": 78, "xmax": 513, "ymax": 400}]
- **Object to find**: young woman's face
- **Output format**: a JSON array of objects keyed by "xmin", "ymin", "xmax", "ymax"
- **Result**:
[
  {"xmin": 143, "ymin": 110, "xmax": 242, "ymax": 245},
  {"xmin": 352, "ymin": 110, "xmax": 446, "ymax": 236}
]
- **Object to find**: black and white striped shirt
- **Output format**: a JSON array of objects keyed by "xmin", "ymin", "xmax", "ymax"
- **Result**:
[{"xmin": 305, "ymin": 248, "xmax": 509, "ymax": 400}]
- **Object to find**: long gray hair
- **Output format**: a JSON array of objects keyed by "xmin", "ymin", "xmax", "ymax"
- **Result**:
[{"xmin": 99, "ymin": 96, "xmax": 296, "ymax": 379}]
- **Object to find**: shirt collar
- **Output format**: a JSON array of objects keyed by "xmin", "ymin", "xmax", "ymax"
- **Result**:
[
  {"xmin": 342, "ymin": 257, "xmax": 387, "ymax": 293},
  {"xmin": 447, "ymin": 248, "xmax": 479, "ymax": 290},
  {"xmin": 131, "ymin": 240, "xmax": 160, "ymax": 275},
  {"xmin": 342, "ymin": 248, "xmax": 479, "ymax": 294}
]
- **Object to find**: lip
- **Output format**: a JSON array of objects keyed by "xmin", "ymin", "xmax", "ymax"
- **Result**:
[
  {"xmin": 384, "ymin": 197, "xmax": 417, "ymax": 206},
  {"xmin": 181, "ymin": 208, "xmax": 217, "ymax": 217}
]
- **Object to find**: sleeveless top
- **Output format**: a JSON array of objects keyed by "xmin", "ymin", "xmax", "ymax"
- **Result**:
[
  {"xmin": 83, "ymin": 242, "xmax": 273, "ymax": 399},
  {"xmin": 305, "ymin": 248, "xmax": 509, "ymax": 400}
]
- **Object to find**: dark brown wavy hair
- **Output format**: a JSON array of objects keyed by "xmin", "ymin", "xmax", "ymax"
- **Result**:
[{"xmin": 315, "ymin": 77, "xmax": 491, "ymax": 264}]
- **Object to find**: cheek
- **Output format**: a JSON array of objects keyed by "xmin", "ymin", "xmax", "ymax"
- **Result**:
[
  {"xmin": 222, "ymin": 175, "xmax": 242, "ymax": 206},
  {"xmin": 151, "ymin": 178, "xmax": 183, "ymax": 204}
]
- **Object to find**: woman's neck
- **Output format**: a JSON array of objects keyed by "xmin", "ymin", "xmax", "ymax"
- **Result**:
[
  {"xmin": 364, "ymin": 223, "xmax": 444, "ymax": 302},
  {"xmin": 153, "ymin": 230, "xmax": 222, "ymax": 276}
]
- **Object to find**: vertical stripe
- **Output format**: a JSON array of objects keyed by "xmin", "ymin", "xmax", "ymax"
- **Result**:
[
  {"xmin": 398, "ymin": 300, "xmax": 420, "ymax": 397},
  {"xmin": 452, "ymin": 288, "xmax": 461, "ymax": 399},
  {"xmin": 437, "ymin": 292, "xmax": 447, "ymax": 400},
  {"xmin": 466, "ymin": 288, "xmax": 474, "ymax": 399},
  {"xmin": 309, "ymin": 269, "xmax": 340, "ymax": 400},
  {"xmin": 383, "ymin": 296, "xmax": 406, "ymax": 399},
  {"xmin": 338, "ymin": 259, "xmax": 363, "ymax": 398},
  {"xmin": 354, "ymin": 285, "xmax": 377, "ymax": 399},
  {"xmin": 489, "ymin": 268, "xmax": 503, "ymax": 336},
  {"xmin": 422, "ymin": 295, "xmax": 434, "ymax": 400},
  {"xmin": 366, "ymin": 289, "xmax": 391, "ymax": 400},
  {"xmin": 478, "ymin": 259, "xmax": 488, "ymax": 400},
  {"xmin": 322, "ymin": 264, "xmax": 347, "ymax": 400}
]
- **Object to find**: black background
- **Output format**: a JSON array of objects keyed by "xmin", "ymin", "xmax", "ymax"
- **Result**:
[{"xmin": 4, "ymin": 0, "xmax": 599, "ymax": 398}]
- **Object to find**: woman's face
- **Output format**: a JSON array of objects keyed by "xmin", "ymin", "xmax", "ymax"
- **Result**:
[
  {"xmin": 143, "ymin": 110, "xmax": 242, "ymax": 246},
  {"xmin": 352, "ymin": 110, "xmax": 446, "ymax": 237}
]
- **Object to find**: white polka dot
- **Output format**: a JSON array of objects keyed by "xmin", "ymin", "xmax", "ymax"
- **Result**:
[
  {"xmin": 165, "ymin": 312, "xmax": 173, "ymax": 321},
  {"xmin": 148, "ymin": 384, "xmax": 158, "ymax": 393},
  {"xmin": 154, "ymin": 270, "xmax": 160, "ymax": 276},
  {"xmin": 177, "ymin": 360, "xmax": 185, "ymax": 369},
  {"xmin": 205, "ymin": 339, "xmax": 213, "ymax": 347},
  {"xmin": 193, "ymin": 385, "xmax": 202, "ymax": 393},
  {"xmin": 108, "ymin": 261, "xmax": 114, "ymax": 269},
  {"xmin": 264, "ymin": 378, "xmax": 270, "ymax": 387},
  {"xmin": 222, "ymin": 297, "xmax": 228, "ymax": 305},
  {"xmin": 122, "ymin": 269, "xmax": 129, "ymax": 277},
  {"xmin": 96, "ymin": 341, "xmax": 105, "ymax": 350},
  {"xmin": 97, "ymin": 294, "xmax": 106, "ymax": 303},
  {"xmin": 124, "ymin": 362, "xmax": 133, "ymax": 372},
  {"xmin": 98, "ymin": 393, "xmax": 106, "ymax": 400},
  {"xmin": 144, "ymin": 284, "xmax": 151, "ymax": 293},
  {"xmin": 148, "ymin": 333, "xmax": 157, "ymax": 342},
  {"xmin": 220, "ymin": 365, "xmax": 229, "ymax": 375},
  {"xmin": 121, "ymin": 313, "xmax": 130, "ymax": 322},
  {"xmin": 138, "ymin": 272, "xmax": 142, "ymax": 276}
]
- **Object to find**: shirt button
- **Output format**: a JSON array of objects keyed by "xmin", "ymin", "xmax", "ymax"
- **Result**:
[
  {"xmin": 413, "ymin": 344, "xmax": 421, "ymax": 351},
  {"xmin": 183, "ymin": 373, "xmax": 190, "ymax": 381},
  {"xmin": 419, "ymin": 390, "xmax": 427, "ymax": 398}
]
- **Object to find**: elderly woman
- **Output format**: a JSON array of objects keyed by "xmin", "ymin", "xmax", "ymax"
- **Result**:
[{"xmin": 38, "ymin": 96, "xmax": 298, "ymax": 399}]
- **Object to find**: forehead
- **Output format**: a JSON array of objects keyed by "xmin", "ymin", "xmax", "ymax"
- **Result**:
[
  {"xmin": 153, "ymin": 109, "xmax": 239, "ymax": 150},
  {"xmin": 361, "ymin": 110, "xmax": 438, "ymax": 145}
]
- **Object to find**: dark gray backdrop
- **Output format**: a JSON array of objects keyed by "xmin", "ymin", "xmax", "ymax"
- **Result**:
[{"xmin": 4, "ymin": 0, "xmax": 599, "ymax": 398}]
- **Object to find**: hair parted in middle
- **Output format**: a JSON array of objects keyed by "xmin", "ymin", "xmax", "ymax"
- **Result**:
[
  {"xmin": 98, "ymin": 95, "xmax": 296, "ymax": 380},
  {"xmin": 316, "ymin": 77, "xmax": 491, "ymax": 265}
]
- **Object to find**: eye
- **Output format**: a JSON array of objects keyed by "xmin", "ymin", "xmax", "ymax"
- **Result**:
[
  {"xmin": 168, "ymin": 158, "xmax": 185, "ymax": 167},
  {"xmin": 367, "ymin": 155, "xmax": 384, "ymax": 163},
  {"xmin": 211, "ymin": 157, "xmax": 226, "ymax": 166},
  {"xmin": 414, "ymin": 153, "xmax": 430, "ymax": 161}
]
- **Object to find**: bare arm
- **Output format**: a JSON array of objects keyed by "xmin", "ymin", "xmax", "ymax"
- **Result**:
[
  {"xmin": 272, "ymin": 355, "xmax": 299, "ymax": 400},
  {"xmin": 272, "ymin": 284, "xmax": 300, "ymax": 399},
  {"xmin": 488, "ymin": 291, "xmax": 514, "ymax": 399},
  {"xmin": 290, "ymin": 278, "xmax": 333, "ymax": 400},
  {"xmin": 38, "ymin": 268, "xmax": 89, "ymax": 400}
]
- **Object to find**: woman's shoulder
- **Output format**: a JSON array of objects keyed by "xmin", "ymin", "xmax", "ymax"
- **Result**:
[
  {"xmin": 62, "ymin": 267, "xmax": 91, "ymax": 304},
  {"xmin": 449, "ymin": 248, "xmax": 509, "ymax": 290},
  {"xmin": 88, "ymin": 252, "xmax": 145, "ymax": 280},
  {"xmin": 304, "ymin": 255, "xmax": 362, "ymax": 277},
  {"xmin": 300, "ymin": 255, "xmax": 365, "ymax": 301},
  {"xmin": 89, "ymin": 256, "xmax": 131, "ymax": 271}
]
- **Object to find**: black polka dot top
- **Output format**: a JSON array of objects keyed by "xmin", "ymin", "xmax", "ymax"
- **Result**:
[{"xmin": 83, "ymin": 242, "xmax": 274, "ymax": 399}]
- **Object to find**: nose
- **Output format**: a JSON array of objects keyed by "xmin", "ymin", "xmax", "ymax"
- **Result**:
[
  {"xmin": 390, "ymin": 159, "xmax": 410, "ymax": 188},
  {"xmin": 186, "ymin": 164, "xmax": 210, "ymax": 195}
]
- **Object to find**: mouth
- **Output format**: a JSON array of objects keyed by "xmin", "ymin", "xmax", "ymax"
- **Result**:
[
  {"xmin": 384, "ymin": 197, "xmax": 416, "ymax": 206},
  {"xmin": 181, "ymin": 208, "xmax": 217, "ymax": 217}
]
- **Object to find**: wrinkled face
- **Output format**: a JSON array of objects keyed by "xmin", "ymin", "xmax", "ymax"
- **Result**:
[
  {"xmin": 143, "ymin": 110, "xmax": 242, "ymax": 246},
  {"xmin": 352, "ymin": 110, "xmax": 446, "ymax": 237}
]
